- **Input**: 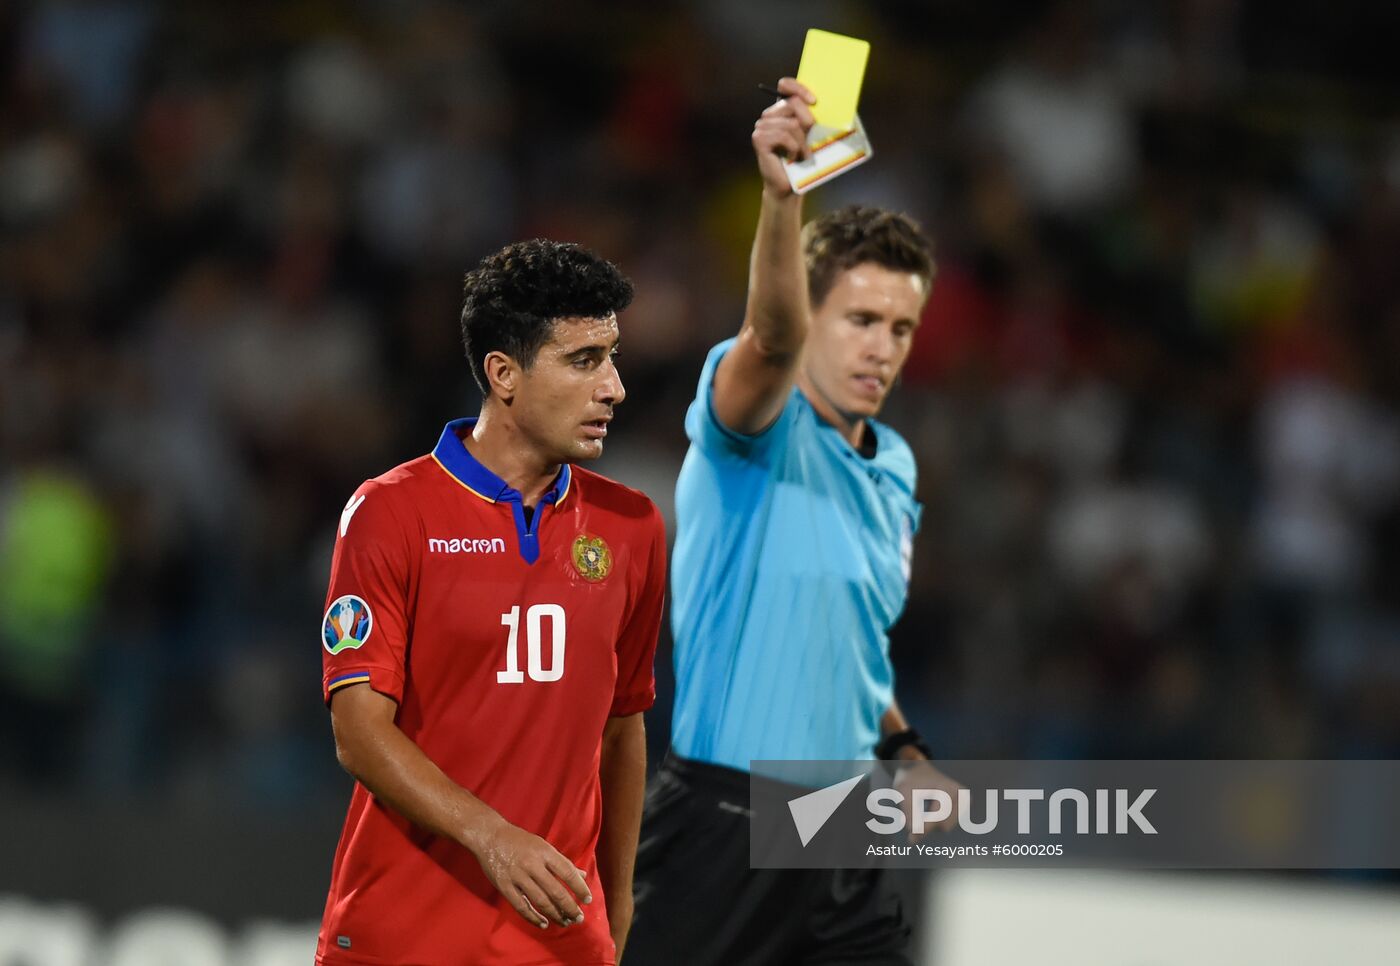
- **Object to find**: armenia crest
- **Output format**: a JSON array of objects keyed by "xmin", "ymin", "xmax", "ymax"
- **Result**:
[{"xmin": 572, "ymin": 534, "xmax": 612, "ymax": 582}]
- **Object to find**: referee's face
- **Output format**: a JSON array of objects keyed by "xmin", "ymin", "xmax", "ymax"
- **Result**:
[
  {"xmin": 514, "ymin": 313, "xmax": 625, "ymax": 463},
  {"xmin": 804, "ymin": 262, "xmax": 926, "ymax": 421}
]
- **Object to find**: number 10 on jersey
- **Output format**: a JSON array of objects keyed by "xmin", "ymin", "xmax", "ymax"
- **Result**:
[{"xmin": 497, "ymin": 604, "xmax": 565, "ymax": 683}]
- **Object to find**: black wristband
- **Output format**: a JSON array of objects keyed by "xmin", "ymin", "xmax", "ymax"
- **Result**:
[{"xmin": 876, "ymin": 728, "xmax": 932, "ymax": 760}]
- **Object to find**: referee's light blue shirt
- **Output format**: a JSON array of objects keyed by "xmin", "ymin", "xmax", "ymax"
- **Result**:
[{"xmin": 670, "ymin": 339, "xmax": 923, "ymax": 773}]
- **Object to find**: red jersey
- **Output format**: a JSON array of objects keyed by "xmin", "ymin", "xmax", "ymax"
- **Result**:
[{"xmin": 315, "ymin": 418, "xmax": 666, "ymax": 966}]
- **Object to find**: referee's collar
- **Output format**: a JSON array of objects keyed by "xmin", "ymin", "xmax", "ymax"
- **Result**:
[{"xmin": 430, "ymin": 418, "xmax": 572, "ymax": 506}]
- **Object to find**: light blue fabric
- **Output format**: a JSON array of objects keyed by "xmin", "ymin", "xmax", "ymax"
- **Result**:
[{"xmin": 670, "ymin": 339, "xmax": 922, "ymax": 772}]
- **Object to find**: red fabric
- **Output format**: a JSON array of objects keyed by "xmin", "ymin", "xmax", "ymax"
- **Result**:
[{"xmin": 316, "ymin": 449, "xmax": 665, "ymax": 965}]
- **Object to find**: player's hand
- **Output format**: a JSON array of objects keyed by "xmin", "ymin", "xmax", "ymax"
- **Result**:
[
  {"xmin": 753, "ymin": 77, "xmax": 817, "ymax": 199},
  {"xmin": 469, "ymin": 818, "xmax": 593, "ymax": 929},
  {"xmin": 895, "ymin": 756, "xmax": 964, "ymax": 841}
]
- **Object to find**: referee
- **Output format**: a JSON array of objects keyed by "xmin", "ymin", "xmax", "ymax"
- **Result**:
[{"xmin": 627, "ymin": 78, "xmax": 939, "ymax": 965}]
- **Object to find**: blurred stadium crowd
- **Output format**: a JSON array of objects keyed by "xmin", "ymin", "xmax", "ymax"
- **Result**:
[{"xmin": 2, "ymin": 0, "xmax": 1400, "ymax": 804}]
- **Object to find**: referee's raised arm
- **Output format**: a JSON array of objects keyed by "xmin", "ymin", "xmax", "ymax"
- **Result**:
[{"xmin": 711, "ymin": 77, "xmax": 817, "ymax": 436}]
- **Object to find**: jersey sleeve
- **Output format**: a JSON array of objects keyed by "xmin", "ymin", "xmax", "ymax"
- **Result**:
[
  {"xmin": 610, "ymin": 503, "xmax": 667, "ymax": 716},
  {"xmin": 320, "ymin": 481, "xmax": 414, "ymax": 706},
  {"xmin": 684, "ymin": 338, "xmax": 797, "ymax": 462}
]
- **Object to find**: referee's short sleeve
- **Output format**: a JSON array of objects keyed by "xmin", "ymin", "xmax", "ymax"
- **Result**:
[{"xmin": 685, "ymin": 338, "xmax": 798, "ymax": 462}]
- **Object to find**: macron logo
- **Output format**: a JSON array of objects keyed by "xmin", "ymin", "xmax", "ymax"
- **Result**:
[
  {"xmin": 340, "ymin": 495, "xmax": 366, "ymax": 537},
  {"xmin": 788, "ymin": 775, "xmax": 865, "ymax": 847},
  {"xmin": 428, "ymin": 537, "xmax": 506, "ymax": 554}
]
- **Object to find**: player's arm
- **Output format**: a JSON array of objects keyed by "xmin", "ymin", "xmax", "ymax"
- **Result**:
[
  {"xmin": 711, "ymin": 77, "xmax": 818, "ymax": 436},
  {"xmin": 330, "ymin": 683, "xmax": 592, "ymax": 930},
  {"xmin": 598, "ymin": 506, "xmax": 666, "ymax": 959},
  {"xmin": 596, "ymin": 712, "xmax": 646, "ymax": 962}
]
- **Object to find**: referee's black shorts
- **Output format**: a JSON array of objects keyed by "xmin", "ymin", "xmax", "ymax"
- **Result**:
[{"xmin": 626, "ymin": 753, "xmax": 913, "ymax": 966}]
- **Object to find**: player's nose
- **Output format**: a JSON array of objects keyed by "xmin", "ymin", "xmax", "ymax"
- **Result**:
[{"xmin": 597, "ymin": 360, "xmax": 625, "ymax": 405}]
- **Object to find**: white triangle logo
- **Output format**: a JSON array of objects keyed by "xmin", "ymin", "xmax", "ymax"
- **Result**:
[
  {"xmin": 787, "ymin": 775, "xmax": 864, "ymax": 847},
  {"xmin": 340, "ymin": 494, "xmax": 366, "ymax": 538}
]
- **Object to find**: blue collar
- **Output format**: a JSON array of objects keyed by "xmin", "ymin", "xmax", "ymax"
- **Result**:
[
  {"xmin": 431, "ymin": 417, "xmax": 572, "ymax": 507},
  {"xmin": 431, "ymin": 418, "xmax": 571, "ymax": 565}
]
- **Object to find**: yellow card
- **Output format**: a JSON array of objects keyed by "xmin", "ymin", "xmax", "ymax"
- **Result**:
[{"xmin": 795, "ymin": 29, "xmax": 870, "ymax": 132}]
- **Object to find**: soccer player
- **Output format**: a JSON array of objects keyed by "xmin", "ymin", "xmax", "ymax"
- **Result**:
[
  {"xmin": 315, "ymin": 240, "xmax": 666, "ymax": 965},
  {"xmin": 627, "ymin": 80, "xmax": 937, "ymax": 964}
]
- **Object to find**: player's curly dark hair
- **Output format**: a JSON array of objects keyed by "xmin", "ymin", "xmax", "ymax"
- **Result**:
[
  {"xmin": 460, "ymin": 239, "xmax": 634, "ymax": 393},
  {"xmin": 801, "ymin": 205, "xmax": 935, "ymax": 308}
]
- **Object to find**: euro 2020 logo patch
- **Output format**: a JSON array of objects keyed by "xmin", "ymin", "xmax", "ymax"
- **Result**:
[
  {"xmin": 572, "ymin": 534, "xmax": 612, "ymax": 582},
  {"xmin": 323, "ymin": 595, "xmax": 373, "ymax": 654}
]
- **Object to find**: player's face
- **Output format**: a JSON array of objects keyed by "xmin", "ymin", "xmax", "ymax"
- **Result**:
[
  {"xmin": 802, "ymin": 262, "xmax": 926, "ymax": 421},
  {"xmin": 514, "ymin": 314, "xmax": 625, "ymax": 463}
]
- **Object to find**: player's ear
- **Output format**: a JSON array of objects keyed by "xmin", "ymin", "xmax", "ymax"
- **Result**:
[{"xmin": 482, "ymin": 350, "xmax": 519, "ymax": 402}]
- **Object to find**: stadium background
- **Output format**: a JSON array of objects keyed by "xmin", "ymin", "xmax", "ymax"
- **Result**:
[{"xmin": 1, "ymin": 0, "xmax": 1398, "ymax": 961}]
